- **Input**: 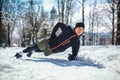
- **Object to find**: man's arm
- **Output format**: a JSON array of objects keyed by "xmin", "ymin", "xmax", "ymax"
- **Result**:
[
  {"xmin": 72, "ymin": 39, "xmax": 80, "ymax": 57},
  {"xmin": 52, "ymin": 22, "xmax": 66, "ymax": 34},
  {"xmin": 49, "ymin": 22, "xmax": 66, "ymax": 41}
]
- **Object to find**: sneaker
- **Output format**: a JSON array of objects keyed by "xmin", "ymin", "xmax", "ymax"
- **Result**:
[
  {"xmin": 27, "ymin": 52, "xmax": 33, "ymax": 57},
  {"xmin": 14, "ymin": 53, "xmax": 22, "ymax": 59},
  {"xmin": 68, "ymin": 54, "xmax": 77, "ymax": 61}
]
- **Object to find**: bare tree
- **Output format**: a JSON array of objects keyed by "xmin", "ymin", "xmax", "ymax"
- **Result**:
[
  {"xmin": 56, "ymin": 0, "xmax": 75, "ymax": 24},
  {"xmin": 82, "ymin": 0, "xmax": 85, "ymax": 45},
  {"xmin": 57, "ymin": 0, "xmax": 68, "ymax": 23},
  {"xmin": 107, "ymin": 0, "xmax": 116, "ymax": 45},
  {"xmin": 0, "ymin": 0, "xmax": 3, "ymax": 45},
  {"xmin": 28, "ymin": 0, "xmax": 42, "ymax": 44},
  {"xmin": 57, "ymin": 0, "xmax": 61, "ymax": 22},
  {"xmin": 116, "ymin": 0, "xmax": 120, "ymax": 45},
  {"xmin": 0, "ymin": 0, "xmax": 9, "ymax": 47},
  {"xmin": 78, "ymin": 0, "xmax": 86, "ymax": 45},
  {"xmin": 88, "ymin": 0, "xmax": 97, "ymax": 45},
  {"xmin": 61, "ymin": 0, "xmax": 65, "ymax": 23},
  {"xmin": 2, "ymin": 0, "xmax": 16, "ymax": 47},
  {"xmin": 111, "ymin": 0, "xmax": 115, "ymax": 45},
  {"xmin": 65, "ymin": 0, "xmax": 72, "ymax": 25}
]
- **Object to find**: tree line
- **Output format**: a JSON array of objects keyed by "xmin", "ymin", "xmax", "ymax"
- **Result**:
[{"xmin": 0, "ymin": 0, "xmax": 120, "ymax": 47}]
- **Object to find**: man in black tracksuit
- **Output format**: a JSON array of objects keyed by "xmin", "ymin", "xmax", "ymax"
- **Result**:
[{"xmin": 15, "ymin": 22, "xmax": 84, "ymax": 61}]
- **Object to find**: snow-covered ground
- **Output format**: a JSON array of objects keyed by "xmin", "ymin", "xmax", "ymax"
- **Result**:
[{"xmin": 0, "ymin": 46, "xmax": 120, "ymax": 80}]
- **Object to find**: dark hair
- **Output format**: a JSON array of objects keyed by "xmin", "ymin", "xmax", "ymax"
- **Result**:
[{"xmin": 75, "ymin": 22, "xmax": 84, "ymax": 28}]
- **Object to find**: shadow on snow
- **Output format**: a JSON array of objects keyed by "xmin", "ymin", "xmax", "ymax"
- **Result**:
[{"xmin": 24, "ymin": 57, "xmax": 104, "ymax": 69}]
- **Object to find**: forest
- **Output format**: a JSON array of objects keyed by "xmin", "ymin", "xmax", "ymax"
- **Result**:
[{"xmin": 0, "ymin": 0, "xmax": 120, "ymax": 47}]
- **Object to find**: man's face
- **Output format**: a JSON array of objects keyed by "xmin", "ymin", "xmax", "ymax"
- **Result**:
[{"xmin": 75, "ymin": 27, "xmax": 84, "ymax": 36}]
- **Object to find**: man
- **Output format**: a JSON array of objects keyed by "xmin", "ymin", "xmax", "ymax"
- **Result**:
[{"xmin": 15, "ymin": 22, "xmax": 84, "ymax": 61}]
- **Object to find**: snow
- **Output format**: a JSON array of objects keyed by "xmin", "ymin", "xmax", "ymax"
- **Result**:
[{"xmin": 0, "ymin": 46, "xmax": 120, "ymax": 80}]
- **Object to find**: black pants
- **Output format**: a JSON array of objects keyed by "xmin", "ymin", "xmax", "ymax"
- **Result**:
[{"xmin": 22, "ymin": 44, "xmax": 43, "ymax": 53}]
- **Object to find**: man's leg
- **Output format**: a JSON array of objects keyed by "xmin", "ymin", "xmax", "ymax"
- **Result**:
[
  {"xmin": 35, "ymin": 49, "xmax": 43, "ymax": 52},
  {"xmin": 22, "ymin": 44, "xmax": 39, "ymax": 53},
  {"xmin": 15, "ymin": 44, "xmax": 42, "ymax": 58}
]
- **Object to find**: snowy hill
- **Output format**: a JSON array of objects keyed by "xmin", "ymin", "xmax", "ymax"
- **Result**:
[{"xmin": 0, "ymin": 46, "xmax": 120, "ymax": 80}]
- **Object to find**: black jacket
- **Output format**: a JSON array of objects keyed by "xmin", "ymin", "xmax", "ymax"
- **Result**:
[{"xmin": 49, "ymin": 22, "xmax": 80, "ymax": 57}]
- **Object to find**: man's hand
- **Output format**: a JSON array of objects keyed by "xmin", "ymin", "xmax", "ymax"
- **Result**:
[{"xmin": 68, "ymin": 54, "xmax": 77, "ymax": 61}]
